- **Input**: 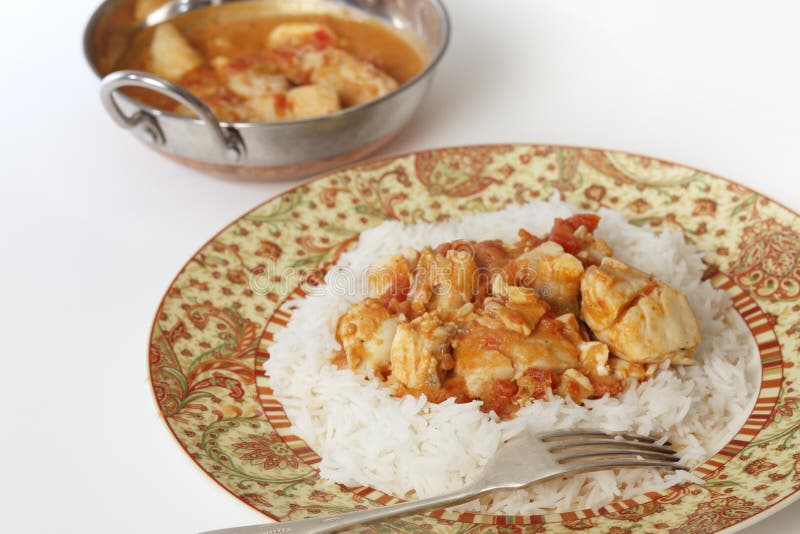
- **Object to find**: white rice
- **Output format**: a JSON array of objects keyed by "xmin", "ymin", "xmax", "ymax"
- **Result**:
[{"xmin": 264, "ymin": 197, "xmax": 759, "ymax": 514}]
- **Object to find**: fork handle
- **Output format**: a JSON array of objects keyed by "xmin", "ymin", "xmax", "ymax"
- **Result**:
[{"xmin": 198, "ymin": 486, "xmax": 483, "ymax": 534}]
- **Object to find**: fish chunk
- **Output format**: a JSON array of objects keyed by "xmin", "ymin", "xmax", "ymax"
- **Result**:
[
  {"xmin": 150, "ymin": 23, "xmax": 203, "ymax": 81},
  {"xmin": 503, "ymin": 319, "xmax": 581, "ymax": 377},
  {"xmin": 367, "ymin": 249, "xmax": 418, "ymax": 301},
  {"xmin": 407, "ymin": 248, "xmax": 478, "ymax": 318},
  {"xmin": 389, "ymin": 313, "xmax": 456, "ymax": 396},
  {"xmin": 267, "ymin": 23, "xmax": 338, "ymax": 49},
  {"xmin": 451, "ymin": 324, "xmax": 515, "ymax": 400},
  {"xmin": 581, "ymin": 257, "xmax": 701, "ymax": 365},
  {"xmin": 302, "ymin": 48, "xmax": 398, "ymax": 106},
  {"xmin": 573, "ymin": 226, "xmax": 614, "ymax": 266},
  {"xmin": 578, "ymin": 341, "xmax": 610, "ymax": 377},
  {"xmin": 246, "ymin": 93, "xmax": 290, "ymax": 122},
  {"xmin": 507, "ymin": 241, "xmax": 585, "ymax": 315},
  {"xmin": 555, "ymin": 313, "xmax": 588, "ymax": 345},
  {"xmin": 580, "ymin": 257, "xmax": 653, "ymax": 331},
  {"xmin": 489, "ymin": 276, "xmax": 550, "ymax": 330},
  {"xmin": 558, "ymin": 369, "xmax": 594, "ymax": 402},
  {"xmin": 336, "ymin": 298, "xmax": 400, "ymax": 376},
  {"xmin": 210, "ymin": 56, "xmax": 290, "ymax": 99},
  {"xmin": 265, "ymin": 24, "xmax": 397, "ymax": 110},
  {"xmin": 287, "ymin": 84, "xmax": 341, "ymax": 118},
  {"xmin": 480, "ymin": 299, "xmax": 531, "ymax": 336},
  {"xmin": 609, "ymin": 357, "xmax": 657, "ymax": 380}
]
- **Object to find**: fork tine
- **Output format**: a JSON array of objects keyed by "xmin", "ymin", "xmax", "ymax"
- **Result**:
[
  {"xmin": 539, "ymin": 430, "xmax": 666, "ymax": 445},
  {"xmin": 547, "ymin": 439, "xmax": 676, "ymax": 456},
  {"xmin": 556, "ymin": 449, "xmax": 680, "ymax": 464},
  {"xmin": 559, "ymin": 459, "xmax": 687, "ymax": 473}
]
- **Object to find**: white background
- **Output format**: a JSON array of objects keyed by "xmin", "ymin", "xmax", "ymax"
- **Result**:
[{"xmin": 1, "ymin": 0, "xmax": 799, "ymax": 532}]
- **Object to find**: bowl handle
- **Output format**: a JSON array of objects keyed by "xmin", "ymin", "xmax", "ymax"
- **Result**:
[{"xmin": 99, "ymin": 70, "xmax": 246, "ymax": 162}]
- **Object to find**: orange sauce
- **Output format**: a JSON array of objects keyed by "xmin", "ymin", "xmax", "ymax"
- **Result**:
[{"xmin": 114, "ymin": 2, "xmax": 427, "ymax": 116}]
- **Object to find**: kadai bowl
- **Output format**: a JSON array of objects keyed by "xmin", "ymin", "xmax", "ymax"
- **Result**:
[{"xmin": 84, "ymin": 0, "xmax": 449, "ymax": 179}]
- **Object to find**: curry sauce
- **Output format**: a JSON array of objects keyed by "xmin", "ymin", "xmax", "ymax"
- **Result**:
[{"xmin": 114, "ymin": 2, "xmax": 426, "ymax": 121}]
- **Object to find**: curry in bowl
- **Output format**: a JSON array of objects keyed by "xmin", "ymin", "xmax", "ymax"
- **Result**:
[
  {"xmin": 85, "ymin": 0, "xmax": 448, "ymax": 178},
  {"xmin": 117, "ymin": 3, "xmax": 426, "ymax": 122}
]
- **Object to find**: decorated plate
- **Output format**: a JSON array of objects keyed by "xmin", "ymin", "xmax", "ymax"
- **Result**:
[{"xmin": 150, "ymin": 145, "xmax": 800, "ymax": 533}]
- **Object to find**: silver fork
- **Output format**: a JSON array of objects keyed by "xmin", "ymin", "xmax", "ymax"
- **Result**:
[{"xmin": 199, "ymin": 429, "xmax": 684, "ymax": 534}]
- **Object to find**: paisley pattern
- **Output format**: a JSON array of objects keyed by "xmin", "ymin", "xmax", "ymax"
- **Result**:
[
  {"xmin": 669, "ymin": 497, "xmax": 764, "ymax": 534},
  {"xmin": 414, "ymin": 146, "xmax": 512, "ymax": 197},
  {"xmin": 149, "ymin": 145, "xmax": 800, "ymax": 532},
  {"xmin": 732, "ymin": 218, "xmax": 800, "ymax": 299}
]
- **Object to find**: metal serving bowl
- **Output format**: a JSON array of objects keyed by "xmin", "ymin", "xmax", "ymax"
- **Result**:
[{"xmin": 84, "ymin": 0, "xmax": 449, "ymax": 180}]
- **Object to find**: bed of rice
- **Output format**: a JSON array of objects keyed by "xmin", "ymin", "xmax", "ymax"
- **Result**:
[{"xmin": 264, "ymin": 198, "xmax": 759, "ymax": 514}]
